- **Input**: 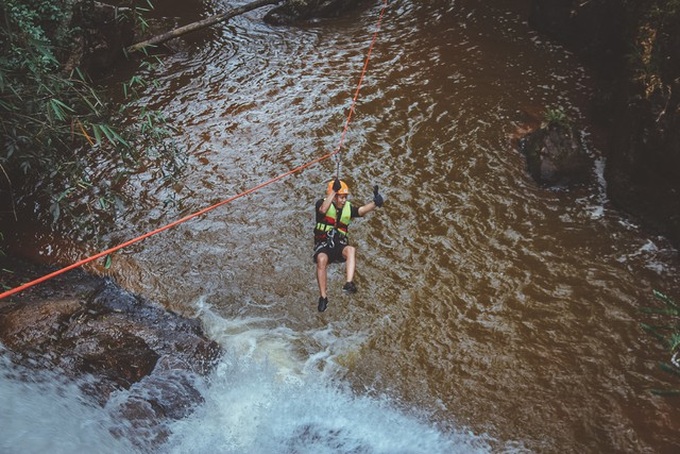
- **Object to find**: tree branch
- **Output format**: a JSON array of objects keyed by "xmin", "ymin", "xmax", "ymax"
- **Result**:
[{"xmin": 126, "ymin": 0, "xmax": 282, "ymax": 54}]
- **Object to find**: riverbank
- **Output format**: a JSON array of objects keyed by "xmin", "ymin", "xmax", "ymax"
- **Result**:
[
  {"xmin": 530, "ymin": 0, "xmax": 680, "ymax": 249},
  {"xmin": 0, "ymin": 256, "xmax": 221, "ymax": 450}
]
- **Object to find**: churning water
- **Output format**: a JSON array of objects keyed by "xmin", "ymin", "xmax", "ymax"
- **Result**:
[{"xmin": 1, "ymin": 306, "xmax": 502, "ymax": 453}]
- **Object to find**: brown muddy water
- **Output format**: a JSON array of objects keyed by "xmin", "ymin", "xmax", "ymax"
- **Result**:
[{"xmin": 4, "ymin": 0, "xmax": 680, "ymax": 452}]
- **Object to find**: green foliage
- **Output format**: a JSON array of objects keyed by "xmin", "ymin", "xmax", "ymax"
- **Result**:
[
  {"xmin": 0, "ymin": 262, "xmax": 13, "ymax": 291},
  {"xmin": 641, "ymin": 290, "xmax": 680, "ymax": 394},
  {"xmin": 1, "ymin": 1, "xmax": 126, "ymax": 165},
  {"xmin": 647, "ymin": 0, "xmax": 680, "ymax": 20},
  {"xmin": 130, "ymin": 0, "xmax": 155, "ymax": 33},
  {"xmin": 0, "ymin": 0, "xmax": 183, "ymax": 237},
  {"xmin": 543, "ymin": 106, "xmax": 571, "ymax": 128},
  {"xmin": 625, "ymin": 0, "xmax": 680, "ymax": 85}
]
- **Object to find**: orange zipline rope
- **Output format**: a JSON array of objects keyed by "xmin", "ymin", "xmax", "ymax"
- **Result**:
[{"xmin": 0, "ymin": 0, "xmax": 389, "ymax": 301}]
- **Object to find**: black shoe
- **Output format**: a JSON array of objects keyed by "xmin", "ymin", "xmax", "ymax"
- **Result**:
[
  {"xmin": 318, "ymin": 297, "xmax": 328, "ymax": 312},
  {"xmin": 342, "ymin": 281, "xmax": 357, "ymax": 294}
]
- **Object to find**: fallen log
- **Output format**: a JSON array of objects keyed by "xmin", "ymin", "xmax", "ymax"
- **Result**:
[{"xmin": 126, "ymin": 0, "xmax": 282, "ymax": 54}]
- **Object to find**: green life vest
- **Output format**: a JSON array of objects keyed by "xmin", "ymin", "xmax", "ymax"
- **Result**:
[{"xmin": 315, "ymin": 201, "xmax": 353, "ymax": 243}]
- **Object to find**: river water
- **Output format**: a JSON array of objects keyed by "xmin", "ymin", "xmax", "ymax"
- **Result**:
[{"xmin": 3, "ymin": 0, "xmax": 680, "ymax": 452}]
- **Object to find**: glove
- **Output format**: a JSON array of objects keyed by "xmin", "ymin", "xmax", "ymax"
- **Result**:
[
  {"xmin": 373, "ymin": 185, "xmax": 384, "ymax": 208},
  {"xmin": 332, "ymin": 178, "xmax": 342, "ymax": 192}
]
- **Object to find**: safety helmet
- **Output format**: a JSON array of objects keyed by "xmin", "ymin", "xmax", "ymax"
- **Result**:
[{"xmin": 326, "ymin": 179, "xmax": 350, "ymax": 196}]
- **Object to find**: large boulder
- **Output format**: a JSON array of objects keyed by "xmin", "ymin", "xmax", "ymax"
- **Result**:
[
  {"xmin": 520, "ymin": 120, "xmax": 592, "ymax": 187},
  {"xmin": 0, "ymin": 258, "xmax": 221, "ymax": 448}
]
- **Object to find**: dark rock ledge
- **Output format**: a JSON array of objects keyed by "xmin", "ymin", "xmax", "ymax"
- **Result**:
[
  {"xmin": 264, "ymin": 0, "xmax": 370, "ymax": 25},
  {"xmin": 0, "ymin": 257, "xmax": 222, "ymax": 449},
  {"xmin": 528, "ymin": 0, "xmax": 680, "ymax": 248}
]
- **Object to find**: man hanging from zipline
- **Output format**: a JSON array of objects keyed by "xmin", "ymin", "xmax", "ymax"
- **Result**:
[{"xmin": 313, "ymin": 178, "xmax": 384, "ymax": 312}]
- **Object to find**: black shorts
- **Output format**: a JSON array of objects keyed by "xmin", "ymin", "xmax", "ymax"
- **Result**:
[{"xmin": 313, "ymin": 243, "xmax": 347, "ymax": 264}]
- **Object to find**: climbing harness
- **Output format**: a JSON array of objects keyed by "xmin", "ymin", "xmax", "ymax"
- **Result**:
[
  {"xmin": 314, "ymin": 200, "xmax": 353, "ymax": 250},
  {"xmin": 313, "ymin": 229, "xmax": 336, "ymax": 255},
  {"xmin": 0, "ymin": 0, "xmax": 389, "ymax": 301}
]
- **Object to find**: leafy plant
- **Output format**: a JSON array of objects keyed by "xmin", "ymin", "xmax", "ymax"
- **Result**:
[
  {"xmin": 543, "ymin": 106, "xmax": 571, "ymax": 128},
  {"xmin": 1, "ymin": 1, "xmax": 124, "ymax": 171},
  {"xmin": 117, "ymin": 0, "xmax": 156, "ymax": 34},
  {"xmin": 0, "ymin": 0, "xmax": 184, "ymax": 240},
  {"xmin": 624, "ymin": 0, "xmax": 680, "ymax": 96}
]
